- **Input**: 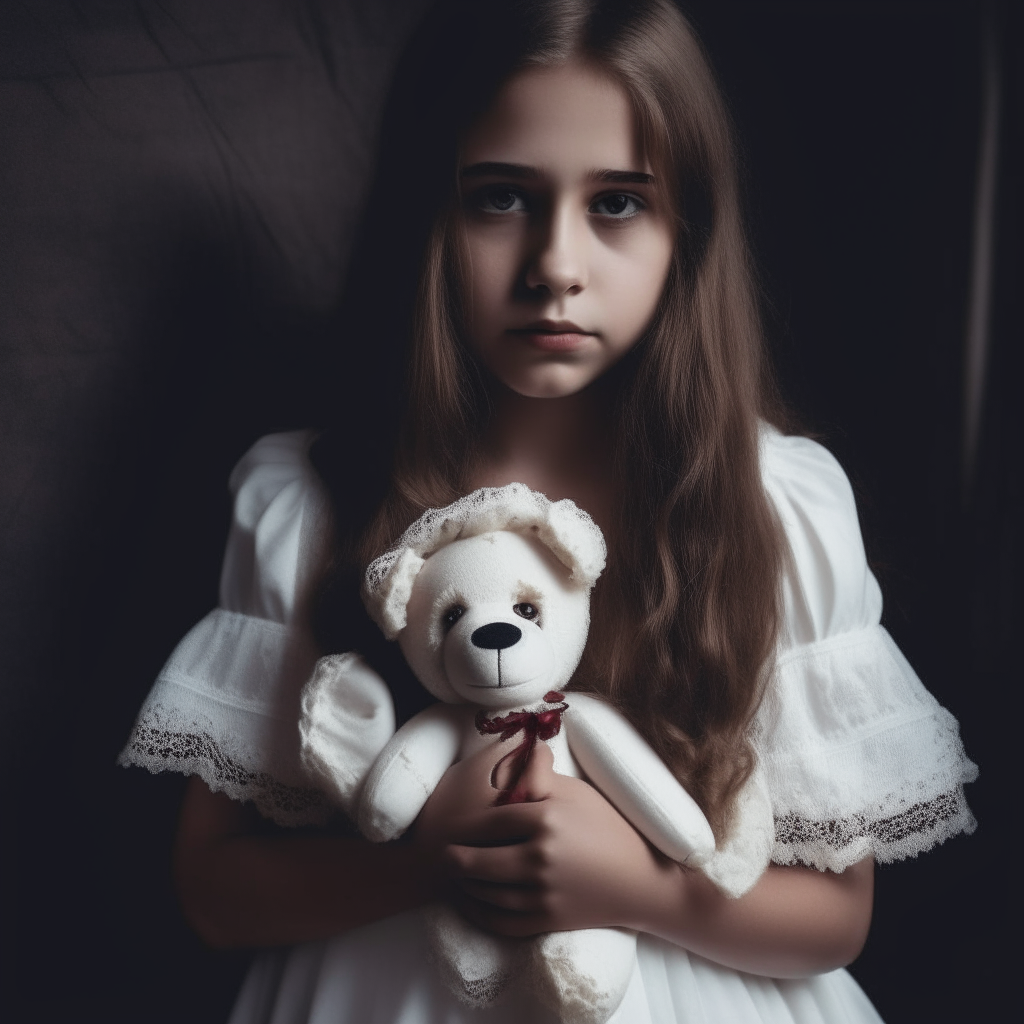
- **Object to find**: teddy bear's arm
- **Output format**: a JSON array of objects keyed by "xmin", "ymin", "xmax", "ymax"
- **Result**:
[
  {"xmin": 299, "ymin": 653, "xmax": 396, "ymax": 816},
  {"xmin": 357, "ymin": 703, "xmax": 465, "ymax": 843},
  {"xmin": 565, "ymin": 694, "xmax": 716, "ymax": 866}
]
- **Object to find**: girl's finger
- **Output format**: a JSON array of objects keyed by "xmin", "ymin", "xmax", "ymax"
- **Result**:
[
  {"xmin": 446, "ymin": 840, "xmax": 542, "ymax": 884},
  {"xmin": 449, "ymin": 799, "xmax": 556, "ymax": 846},
  {"xmin": 459, "ymin": 879, "xmax": 546, "ymax": 913},
  {"xmin": 508, "ymin": 740, "xmax": 557, "ymax": 802}
]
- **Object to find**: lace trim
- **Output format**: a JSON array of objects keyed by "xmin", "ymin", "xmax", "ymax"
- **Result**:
[
  {"xmin": 772, "ymin": 786, "xmax": 976, "ymax": 872},
  {"xmin": 119, "ymin": 723, "xmax": 334, "ymax": 828},
  {"xmin": 364, "ymin": 483, "xmax": 606, "ymax": 640}
]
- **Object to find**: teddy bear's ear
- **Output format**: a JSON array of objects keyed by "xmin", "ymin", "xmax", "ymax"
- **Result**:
[
  {"xmin": 532, "ymin": 497, "xmax": 606, "ymax": 590},
  {"xmin": 360, "ymin": 485, "xmax": 607, "ymax": 639},
  {"xmin": 363, "ymin": 547, "xmax": 426, "ymax": 640}
]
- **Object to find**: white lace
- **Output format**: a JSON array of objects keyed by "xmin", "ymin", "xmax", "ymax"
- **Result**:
[
  {"xmin": 117, "ymin": 608, "xmax": 332, "ymax": 827},
  {"xmin": 118, "ymin": 701, "xmax": 334, "ymax": 827},
  {"xmin": 364, "ymin": 483, "xmax": 607, "ymax": 639},
  {"xmin": 754, "ymin": 625, "xmax": 978, "ymax": 871},
  {"xmin": 771, "ymin": 786, "xmax": 975, "ymax": 871}
]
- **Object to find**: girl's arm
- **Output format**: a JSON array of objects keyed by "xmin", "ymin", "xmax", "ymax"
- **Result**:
[
  {"xmin": 417, "ymin": 743, "xmax": 873, "ymax": 979},
  {"xmin": 174, "ymin": 777, "xmax": 436, "ymax": 949}
]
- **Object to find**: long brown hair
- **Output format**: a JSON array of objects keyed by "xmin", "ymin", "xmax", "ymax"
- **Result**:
[{"xmin": 314, "ymin": 0, "xmax": 787, "ymax": 838}]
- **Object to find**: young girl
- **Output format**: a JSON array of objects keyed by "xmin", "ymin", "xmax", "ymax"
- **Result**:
[{"xmin": 120, "ymin": 1, "xmax": 977, "ymax": 1021}]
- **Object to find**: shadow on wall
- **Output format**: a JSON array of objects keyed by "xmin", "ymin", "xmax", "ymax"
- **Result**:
[{"xmin": 0, "ymin": 1, "xmax": 430, "ymax": 1019}]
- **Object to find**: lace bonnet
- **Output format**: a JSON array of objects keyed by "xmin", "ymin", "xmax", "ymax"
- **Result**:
[{"xmin": 363, "ymin": 483, "xmax": 607, "ymax": 640}]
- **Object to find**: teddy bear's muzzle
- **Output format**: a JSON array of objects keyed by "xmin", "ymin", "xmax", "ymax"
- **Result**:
[{"xmin": 442, "ymin": 611, "xmax": 557, "ymax": 705}]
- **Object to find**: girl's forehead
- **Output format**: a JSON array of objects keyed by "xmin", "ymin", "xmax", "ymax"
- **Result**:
[{"xmin": 461, "ymin": 61, "xmax": 648, "ymax": 179}]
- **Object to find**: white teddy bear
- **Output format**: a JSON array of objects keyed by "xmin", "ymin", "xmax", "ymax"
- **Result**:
[{"xmin": 299, "ymin": 484, "xmax": 774, "ymax": 1024}]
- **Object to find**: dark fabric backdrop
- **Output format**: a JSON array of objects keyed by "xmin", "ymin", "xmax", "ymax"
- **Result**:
[{"xmin": 0, "ymin": 1, "xmax": 1018, "ymax": 1021}]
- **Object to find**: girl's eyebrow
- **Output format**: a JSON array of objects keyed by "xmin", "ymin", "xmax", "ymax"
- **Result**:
[
  {"xmin": 461, "ymin": 162, "xmax": 539, "ymax": 180},
  {"xmin": 460, "ymin": 162, "xmax": 655, "ymax": 186},
  {"xmin": 591, "ymin": 169, "xmax": 655, "ymax": 185}
]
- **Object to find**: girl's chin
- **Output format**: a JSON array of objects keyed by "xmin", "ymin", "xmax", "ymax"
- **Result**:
[{"xmin": 495, "ymin": 365, "xmax": 602, "ymax": 400}]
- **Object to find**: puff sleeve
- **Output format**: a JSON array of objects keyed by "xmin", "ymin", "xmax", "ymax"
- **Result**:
[
  {"xmin": 755, "ymin": 430, "xmax": 978, "ymax": 872},
  {"xmin": 118, "ymin": 432, "xmax": 363, "ymax": 826}
]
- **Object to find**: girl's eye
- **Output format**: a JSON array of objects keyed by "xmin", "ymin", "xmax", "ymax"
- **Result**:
[
  {"xmin": 442, "ymin": 605, "xmax": 465, "ymax": 630},
  {"xmin": 474, "ymin": 186, "xmax": 528, "ymax": 214},
  {"xmin": 591, "ymin": 193, "xmax": 644, "ymax": 219},
  {"xmin": 513, "ymin": 603, "xmax": 539, "ymax": 621}
]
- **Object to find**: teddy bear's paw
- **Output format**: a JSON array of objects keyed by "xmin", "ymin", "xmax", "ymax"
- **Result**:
[
  {"xmin": 531, "ymin": 927, "xmax": 637, "ymax": 1024},
  {"xmin": 423, "ymin": 904, "xmax": 529, "ymax": 1008},
  {"xmin": 701, "ymin": 762, "xmax": 775, "ymax": 898}
]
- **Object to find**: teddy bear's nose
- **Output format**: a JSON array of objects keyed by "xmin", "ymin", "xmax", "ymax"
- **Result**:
[{"xmin": 471, "ymin": 622, "xmax": 522, "ymax": 650}]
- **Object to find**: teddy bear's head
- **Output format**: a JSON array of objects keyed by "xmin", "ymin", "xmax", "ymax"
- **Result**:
[{"xmin": 362, "ymin": 485, "xmax": 606, "ymax": 707}]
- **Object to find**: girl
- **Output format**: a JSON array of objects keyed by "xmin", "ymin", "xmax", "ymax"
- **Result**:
[{"xmin": 120, "ymin": 1, "xmax": 977, "ymax": 1021}]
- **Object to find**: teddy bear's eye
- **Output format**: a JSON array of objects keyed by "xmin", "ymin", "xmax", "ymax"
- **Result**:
[
  {"xmin": 513, "ymin": 602, "xmax": 539, "ymax": 621},
  {"xmin": 442, "ymin": 605, "xmax": 465, "ymax": 631}
]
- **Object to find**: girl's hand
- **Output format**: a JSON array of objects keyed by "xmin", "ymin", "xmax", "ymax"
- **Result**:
[
  {"xmin": 414, "ymin": 743, "xmax": 875, "ymax": 978},
  {"xmin": 414, "ymin": 741, "xmax": 681, "ymax": 938}
]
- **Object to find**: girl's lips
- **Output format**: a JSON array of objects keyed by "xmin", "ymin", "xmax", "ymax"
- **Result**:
[
  {"xmin": 507, "ymin": 323, "xmax": 596, "ymax": 352},
  {"xmin": 519, "ymin": 331, "xmax": 590, "ymax": 352}
]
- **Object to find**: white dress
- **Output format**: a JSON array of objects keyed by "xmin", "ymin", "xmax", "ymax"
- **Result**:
[{"xmin": 120, "ymin": 429, "xmax": 978, "ymax": 1024}]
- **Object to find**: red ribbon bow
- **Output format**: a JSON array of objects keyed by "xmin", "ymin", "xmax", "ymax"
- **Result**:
[{"xmin": 475, "ymin": 691, "xmax": 568, "ymax": 805}]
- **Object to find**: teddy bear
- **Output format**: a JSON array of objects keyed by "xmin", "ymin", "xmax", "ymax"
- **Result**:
[{"xmin": 299, "ymin": 484, "xmax": 775, "ymax": 1024}]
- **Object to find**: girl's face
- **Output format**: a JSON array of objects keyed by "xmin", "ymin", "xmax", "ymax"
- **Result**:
[{"xmin": 459, "ymin": 62, "xmax": 675, "ymax": 399}]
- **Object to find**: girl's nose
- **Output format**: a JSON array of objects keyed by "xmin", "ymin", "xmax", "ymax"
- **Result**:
[{"xmin": 524, "ymin": 203, "xmax": 588, "ymax": 296}]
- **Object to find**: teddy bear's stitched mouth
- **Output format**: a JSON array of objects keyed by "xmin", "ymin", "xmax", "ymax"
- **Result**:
[{"xmin": 465, "ymin": 668, "xmax": 546, "ymax": 691}]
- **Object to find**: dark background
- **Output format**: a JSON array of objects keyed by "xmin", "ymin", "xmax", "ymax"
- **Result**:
[{"xmin": 0, "ymin": 1, "xmax": 1018, "ymax": 1021}]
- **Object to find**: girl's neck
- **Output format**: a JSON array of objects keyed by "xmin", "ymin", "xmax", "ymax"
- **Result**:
[{"xmin": 469, "ymin": 382, "xmax": 618, "ymax": 532}]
